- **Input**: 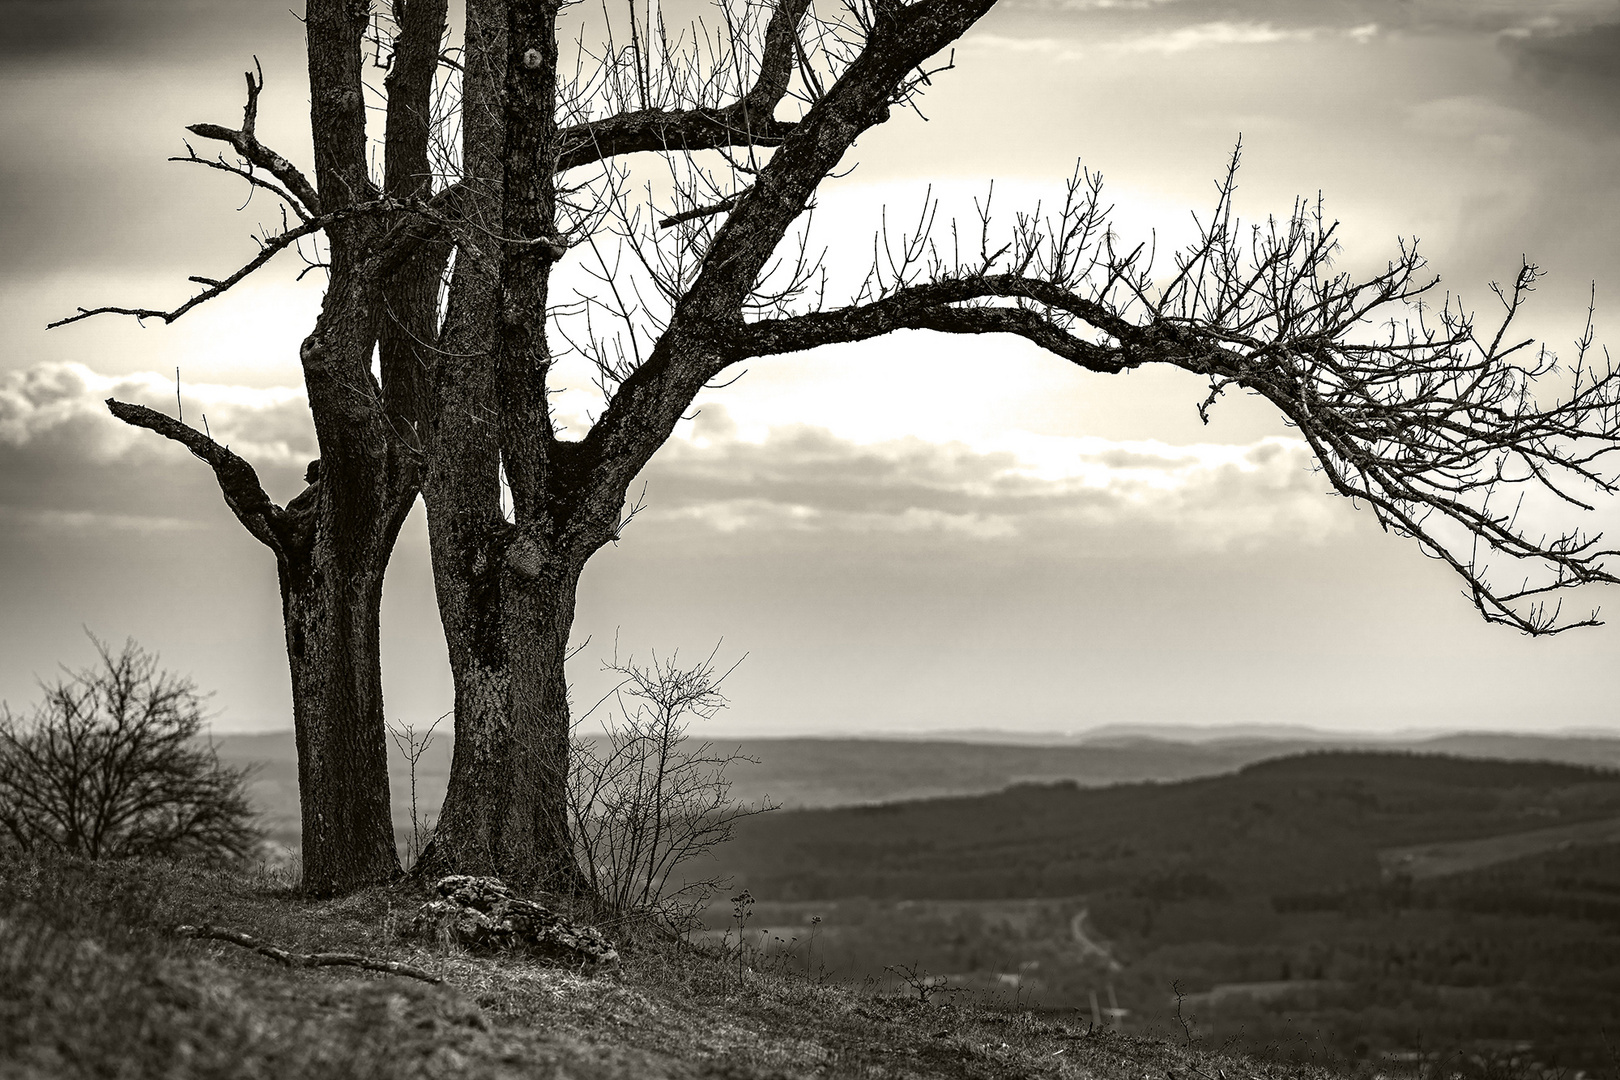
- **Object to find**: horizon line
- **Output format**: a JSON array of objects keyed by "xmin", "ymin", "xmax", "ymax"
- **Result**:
[{"xmin": 208, "ymin": 722, "xmax": 1620, "ymax": 743}]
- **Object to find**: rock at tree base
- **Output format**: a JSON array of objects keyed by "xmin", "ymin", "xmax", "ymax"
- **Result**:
[{"xmin": 412, "ymin": 875, "xmax": 618, "ymax": 967}]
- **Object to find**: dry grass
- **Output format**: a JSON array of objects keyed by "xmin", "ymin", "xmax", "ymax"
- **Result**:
[{"xmin": 0, "ymin": 855, "xmax": 1346, "ymax": 1080}]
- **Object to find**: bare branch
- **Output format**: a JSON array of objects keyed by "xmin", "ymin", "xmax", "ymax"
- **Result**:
[
  {"xmin": 175, "ymin": 924, "xmax": 443, "ymax": 984},
  {"xmin": 170, "ymin": 144, "xmax": 313, "ymax": 222},
  {"xmin": 49, "ymin": 202, "xmax": 388, "ymax": 330},
  {"xmin": 556, "ymin": 0, "xmax": 815, "ymax": 171},
  {"xmin": 559, "ymin": 106, "xmax": 796, "ymax": 172},
  {"xmin": 659, "ymin": 190, "xmax": 746, "ymax": 229},
  {"xmin": 720, "ymin": 163, "xmax": 1620, "ymax": 635},
  {"xmin": 185, "ymin": 60, "xmax": 322, "ymax": 218},
  {"xmin": 103, "ymin": 399, "xmax": 313, "ymax": 559},
  {"xmin": 741, "ymin": 291, "xmax": 1130, "ymax": 372}
]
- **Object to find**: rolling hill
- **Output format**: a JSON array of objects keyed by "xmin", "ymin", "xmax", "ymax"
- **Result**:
[
  {"xmin": 212, "ymin": 734, "xmax": 1620, "ymax": 1073},
  {"xmin": 698, "ymin": 752, "xmax": 1620, "ymax": 1074},
  {"xmin": 213, "ymin": 728, "xmax": 1620, "ymax": 851},
  {"xmin": 710, "ymin": 751, "xmax": 1620, "ymax": 900}
]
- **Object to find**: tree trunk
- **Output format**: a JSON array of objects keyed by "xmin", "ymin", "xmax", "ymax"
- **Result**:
[
  {"xmin": 281, "ymin": 260, "xmax": 415, "ymax": 896},
  {"xmin": 276, "ymin": 445, "xmax": 414, "ymax": 894},
  {"xmin": 414, "ymin": 524, "xmax": 588, "ymax": 893},
  {"xmin": 410, "ymin": 0, "xmax": 588, "ymax": 893}
]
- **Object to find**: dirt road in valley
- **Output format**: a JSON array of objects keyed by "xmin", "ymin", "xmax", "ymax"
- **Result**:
[{"xmin": 1071, "ymin": 907, "xmax": 1122, "ymax": 972}]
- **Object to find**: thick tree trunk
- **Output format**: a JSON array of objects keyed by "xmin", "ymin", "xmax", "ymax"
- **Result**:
[
  {"xmin": 411, "ymin": 0, "xmax": 589, "ymax": 893},
  {"xmin": 414, "ymin": 527, "xmax": 589, "ymax": 893},
  {"xmin": 283, "ymin": 260, "xmax": 415, "ymax": 895},
  {"xmin": 497, "ymin": 546, "xmax": 581, "ymax": 887},
  {"xmin": 280, "ymin": 530, "xmax": 402, "ymax": 896}
]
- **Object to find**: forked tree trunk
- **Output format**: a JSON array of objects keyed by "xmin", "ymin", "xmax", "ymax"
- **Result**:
[
  {"xmin": 281, "ymin": 264, "xmax": 417, "ymax": 896},
  {"xmin": 409, "ymin": 0, "xmax": 590, "ymax": 893}
]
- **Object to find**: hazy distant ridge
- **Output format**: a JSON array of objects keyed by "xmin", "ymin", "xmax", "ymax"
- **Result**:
[{"xmin": 213, "ymin": 728, "xmax": 1620, "ymax": 847}]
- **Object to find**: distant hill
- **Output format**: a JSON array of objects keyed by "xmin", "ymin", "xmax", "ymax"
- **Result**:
[
  {"xmin": 212, "ymin": 729, "xmax": 1620, "ymax": 848},
  {"xmin": 1415, "ymin": 732, "xmax": 1620, "ymax": 769},
  {"xmin": 712, "ymin": 751, "xmax": 1620, "ymax": 900}
]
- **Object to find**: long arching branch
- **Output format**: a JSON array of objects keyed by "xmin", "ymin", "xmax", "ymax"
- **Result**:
[{"xmin": 714, "ymin": 192, "xmax": 1620, "ymax": 634}]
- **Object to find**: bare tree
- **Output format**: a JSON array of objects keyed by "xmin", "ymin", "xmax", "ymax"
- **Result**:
[
  {"xmin": 0, "ymin": 638, "xmax": 261, "ymax": 864},
  {"xmin": 571, "ymin": 647, "xmax": 775, "ymax": 928},
  {"xmin": 51, "ymin": 3, "xmax": 455, "ymax": 893},
  {"xmin": 53, "ymin": 0, "xmax": 1619, "ymax": 894},
  {"xmin": 389, "ymin": 713, "xmax": 446, "ymax": 869}
]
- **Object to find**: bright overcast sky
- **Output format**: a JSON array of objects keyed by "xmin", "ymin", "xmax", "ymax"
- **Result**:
[{"xmin": 3, "ymin": 0, "xmax": 1619, "ymax": 737}]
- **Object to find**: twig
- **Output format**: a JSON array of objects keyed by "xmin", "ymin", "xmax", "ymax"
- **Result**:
[
  {"xmin": 1173, "ymin": 980, "xmax": 1196, "ymax": 1046},
  {"xmin": 175, "ymin": 923, "xmax": 443, "ymax": 985},
  {"xmin": 659, "ymin": 191, "xmax": 746, "ymax": 229},
  {"xmin": 48, "ymin": 201, "xmax": 389, "ymax": 329},
  {"xmin": 388, "ymin": 713, "xmax": 445, "ymax": 868}
]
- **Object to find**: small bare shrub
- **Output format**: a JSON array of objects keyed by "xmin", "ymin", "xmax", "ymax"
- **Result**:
[
  {"xmin": 886, "ymin": 962, "xmax": 964, "ymax": 1005},
  {"xmin": 388, "ymin": 712, "xmax": 444, "ymax": 870},
  {"xmin": 570, "ymin": 646, "xmax": 775, "ymax": 929},
  {"xmin": 0, "ymin": 636, "xmax": 260, "ymax": 863}
]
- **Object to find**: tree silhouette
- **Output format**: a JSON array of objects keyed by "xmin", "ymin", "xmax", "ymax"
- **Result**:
[
  {"xmin": 53, "ymin": 0, "xmax": 1619, "ymax": 893},
  {"xmin": 0, "ymin": 637, "xmax": 260, "ymax": 863}
]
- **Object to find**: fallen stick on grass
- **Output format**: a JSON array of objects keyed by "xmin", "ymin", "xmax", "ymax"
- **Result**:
[{"xmin": 175, "ymin": 924, "xmax": 443, "ymax": 985}]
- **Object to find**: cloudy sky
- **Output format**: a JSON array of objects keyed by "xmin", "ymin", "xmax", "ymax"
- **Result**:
[{"xmin": 3, "ymin": 0, "xmax": 1619, "ymax": 738}]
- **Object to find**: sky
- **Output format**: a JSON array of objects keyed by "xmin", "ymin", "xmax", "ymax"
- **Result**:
[{"xmin": 2, "ymin": 0, "xmax": 1620, "ymax": 738}]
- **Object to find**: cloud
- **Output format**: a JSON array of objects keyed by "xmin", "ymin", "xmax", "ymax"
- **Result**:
[
  {"xmin": 639, "ymin": 408, "xmax": 1344, "ymax": 551},
  {"xmin": 0, "ymin": 505, "xmax": 200, "ymax": 535},
  {"xmin": 1006, "ymin": 0, "xmax": 1617, "ymax": 41},
  {"xmin": 1110, "ymin": 20, "xmax": 1318, "ymax": 52},
  {"xmin": 0, "ymin": 361, "xmax": 314, "ymax": 464},
  {"xmin": 1501, "ymin": 22, "xmax": 1620, "ymax": 130},
  {"xmin": 974, "ymin": 18, "xmax": 1382, "ymax": 59},
  {"xmin": 0, "ymin": 362, "xmax": 315, "ymax": 530},
  {"xmin": 1506, "ymin": 18, "xmax": 1620, "ymax": 75},
  {"xmin": 1054, "ymin": 0, "xmax": 1188, "ymax": 9},
  {"xmin": 0, "ymin": 363, "xmax": 1347, "ymax": 552}
]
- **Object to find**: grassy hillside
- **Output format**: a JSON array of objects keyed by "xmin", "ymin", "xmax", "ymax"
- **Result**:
[
  {"xmin": 1, "ymin": 854, "xmax": 1351, "ymax": 1080},
  {"xmin": 206, "ymin": 738, "xmax": 1620, "ymax": 1074}
]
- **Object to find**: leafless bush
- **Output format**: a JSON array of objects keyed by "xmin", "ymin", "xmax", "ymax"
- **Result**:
[
  {"xmin": 886, "ymin": 961, "xmax": 964, "ymax": 1005},
  {"xmin": 388, "ymin": 713, "xmax": 445, "ymax": 870},
  {"xmin": 570, "ymin": 646, "xmax": 775, "ymax": 929},
  {"xmin": 0, "ymin": 637, "xmax": 260, "ymax": 863}
]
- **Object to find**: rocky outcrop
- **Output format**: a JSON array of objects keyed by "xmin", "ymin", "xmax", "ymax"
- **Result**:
[{"xmin": 412, "ymin": 876, "xmax": 618, "ymax": 967}]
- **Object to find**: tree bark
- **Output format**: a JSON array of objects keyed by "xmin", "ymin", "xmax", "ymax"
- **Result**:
[
  {"xmin": 280, "ymin": 524, "xmax": 404, "ymax": 896},
  {"xmin": 105, "ymin": 357, "xmax": 410, "ymax": 896},
  {"xmin": 280, "ymin": 269, "xmax": 417, "ymax": 895},
  {"xmin": 414, "ymin": 534, "xmax": 588, "ymax": 892},
  {"xmin": 411, "ymin": 0, "xmax": 599, "ymax": 894}
]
